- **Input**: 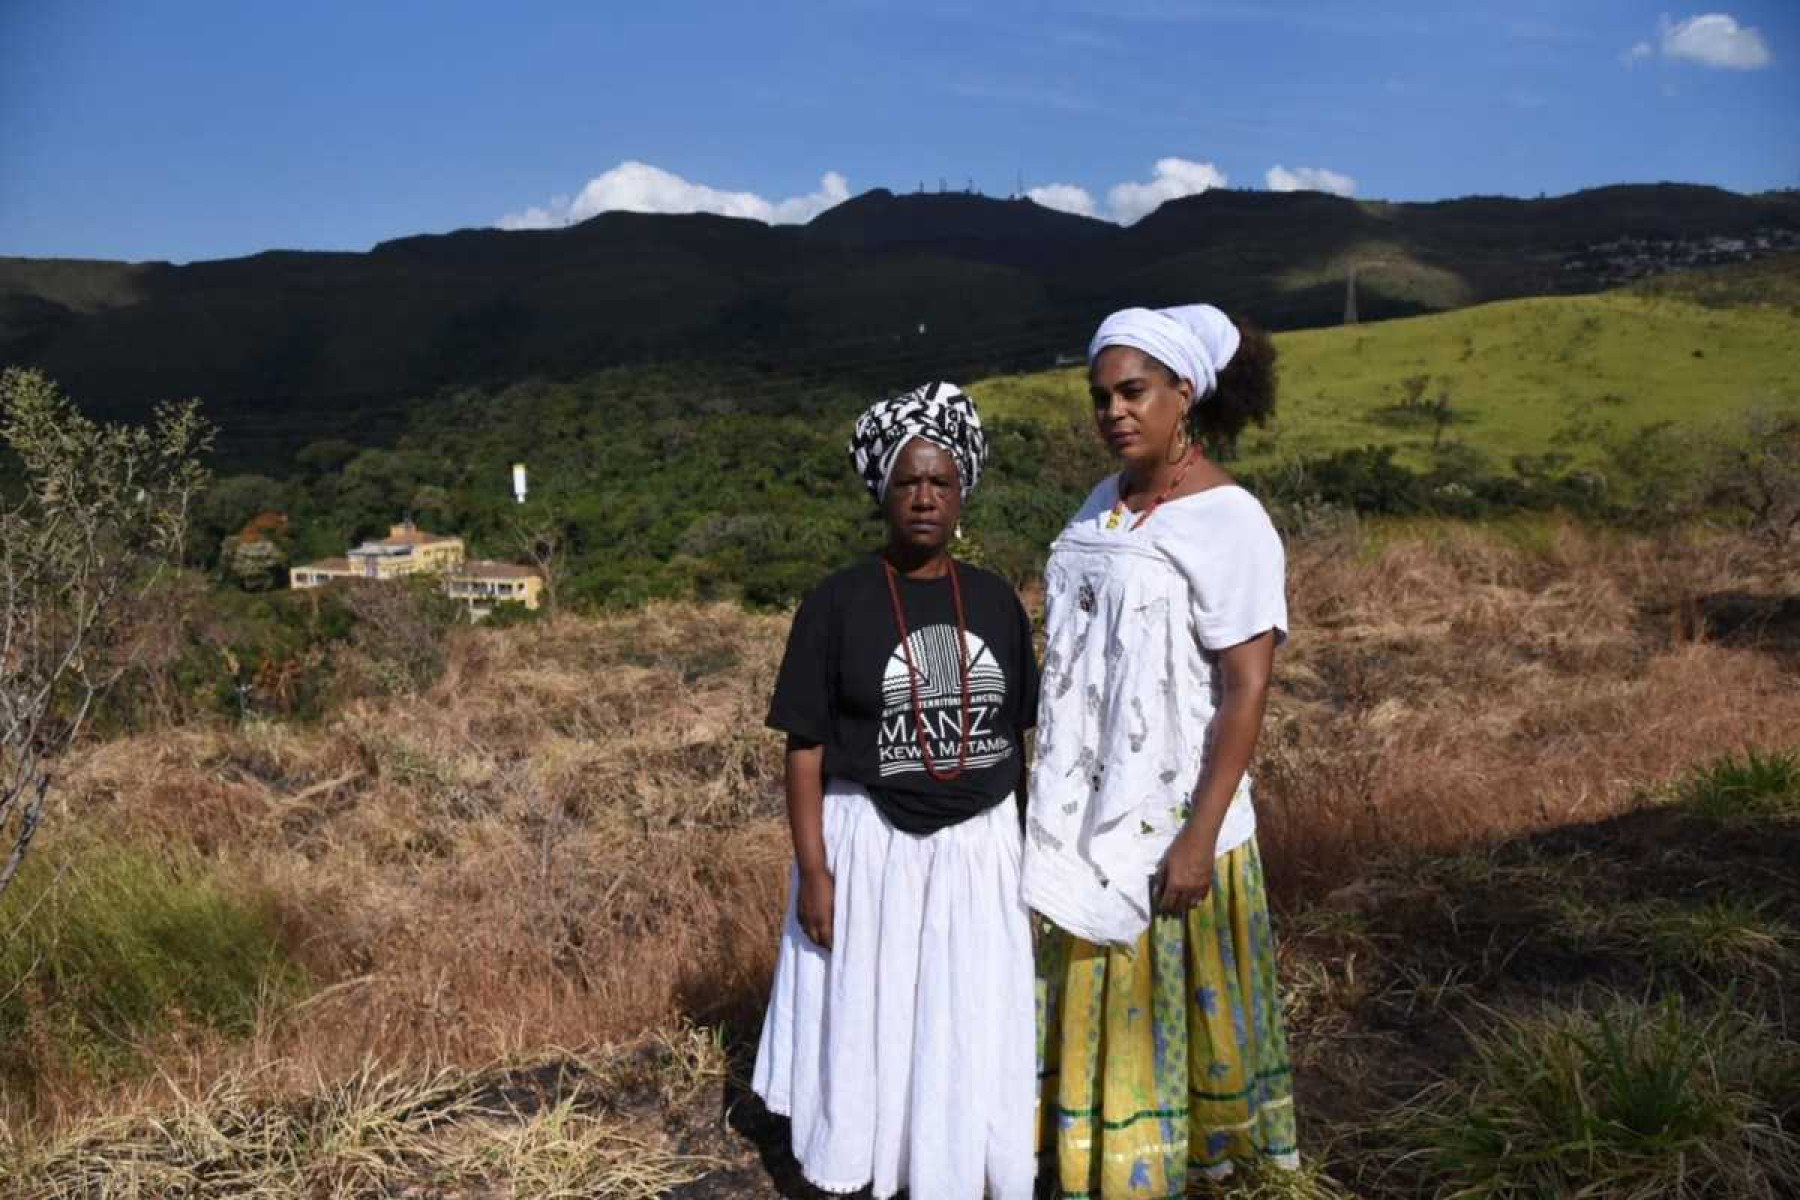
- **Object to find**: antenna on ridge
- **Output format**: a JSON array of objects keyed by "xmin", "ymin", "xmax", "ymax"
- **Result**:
[{"xmin": 1344, "ymin": 258, "xmax": 1392, "ymax": 325}]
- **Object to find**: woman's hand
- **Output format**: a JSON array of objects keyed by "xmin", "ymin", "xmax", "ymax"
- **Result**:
[
  {"xmin": 783, "ymin": 740, "xmax": 832, "ymax": 950},
  {"xmin": 1156, "ymin": 630, "xmax": 1273, "ymax": 918},
  {"xmin": 798, "ymin": 865, "xmax": 836, "ymax": 950},
  {"xmin": 1153, "ymin": 825, "xmax": 1217, "ymax": 916}
]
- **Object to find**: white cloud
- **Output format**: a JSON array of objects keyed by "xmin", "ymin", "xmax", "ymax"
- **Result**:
[
  {"xmin": 498, "ymin": 202, "xmax": 569, "ymax": 231},
  {"xmin": 1105, "ymin": 157, "xmax": 1228, "ymax": 224},
  {"xmin": 1621, "ymin": 39, "xmax": 1655, "ymax": 66},
  {"xmin": 498, "ymin": 163, "xmax": 850, "ymax": 230},
  {"xmin": 769, "ymin": 172, "xmax": 853, "ymax": 223},
  {"xmin": 1657, "ymin": 13, "xmax": 1772, "ymax": 69},
  {"xmin": 1264, "ymin": 165, "xmax": 1358, "ymax": 197},
  {"xmin": 1026, "ymin": 183, "xmax": 1098, "ymax": 218}
]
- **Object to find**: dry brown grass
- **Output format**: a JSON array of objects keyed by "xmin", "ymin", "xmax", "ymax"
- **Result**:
[
  {"xmin": 15, "ymin": 604, "xmax": 792, "ymax": 1127},
  {"xmin": 1255, "ymin": 519, "xmax": 1800, "ymax": 895},
  {"xmin": 3, "ymin": 1029, "xmax": 731, "ymax": 1199},
  {"xmin": 8, "ymin": 523, "xmax": 1799, "ymax": 1191}
]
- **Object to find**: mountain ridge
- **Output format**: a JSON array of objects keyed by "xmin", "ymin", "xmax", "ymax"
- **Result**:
[{"xmin": 3, "ymin": 183, "xmax": 1797, "ymax": 458}]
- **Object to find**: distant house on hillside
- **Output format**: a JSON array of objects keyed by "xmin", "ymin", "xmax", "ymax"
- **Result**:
[
  {"xmin": 447, "ymin": 560, "xmax": 545, "ymax": 618},
  {"xmin": 291, "ymin": 521, "xmax": 542, "ymax": 618},
  {"xmin": 289, "ymin": 557, "xmax": 354, "ymax": 588}
]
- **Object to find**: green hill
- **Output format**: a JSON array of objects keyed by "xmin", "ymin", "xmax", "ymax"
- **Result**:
[
  {"xmin": 972, "ymin": 283, "xmax": 1800, "ymax": 473},
  {"xmin": 3, "ymin": 184, "xmax": 1796, "ymax": 469}
]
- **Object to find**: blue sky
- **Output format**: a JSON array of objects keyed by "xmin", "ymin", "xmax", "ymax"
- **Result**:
[{"xmin": 2, "ymin": 1, "xmax": 1795, "ymax": 263}]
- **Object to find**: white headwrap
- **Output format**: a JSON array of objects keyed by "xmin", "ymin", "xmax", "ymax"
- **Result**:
[{"xmin": 1087, "ymin": 304, "xmax": 1241, "ymax": 400}]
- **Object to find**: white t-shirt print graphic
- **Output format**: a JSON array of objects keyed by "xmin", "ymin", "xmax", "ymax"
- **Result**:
[{"xmin": 877, "ymin": 625, "xmax": 1013, "ymax": 778}]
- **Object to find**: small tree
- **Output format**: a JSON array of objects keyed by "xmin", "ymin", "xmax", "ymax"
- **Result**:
[
  {"xmin": 222, "ymin": 535, "xmax": 287, "ymax": 591},
  {"xmin": 509, "ymin": 494, "xmax": 569, "ymax": 616},
  {"xmin": 1398, "ymin": 373, "xmax": 1431, "ymax": 410},
  {"xmin": 1429, "ymin": 383, "xmax": 1457, "ymax": 449},
  {"xmin": 0, "ymin": 369, "xmax": 212, "ymax": 899}
]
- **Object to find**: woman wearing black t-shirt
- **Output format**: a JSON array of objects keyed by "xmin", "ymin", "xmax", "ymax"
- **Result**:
[{"xmin": 751, "ymin": 382, "xmax": 1039, "ymax": 1200}]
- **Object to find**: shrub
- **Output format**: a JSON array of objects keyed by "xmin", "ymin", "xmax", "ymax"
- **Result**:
[
  {"xmin": 0, "ymin": 369, "xmax": 212, "ymax": 903},
  {"xmin": 1703, "ymin": 407, "xmax": 1800, "ymax": 547},
  {"xmin": 328, "ymin": 576, "xmax": 460, "ymax": 697},
  {"xmin": 1249, "ymin": 445, "xmax": 1430, "ymax": 515}
]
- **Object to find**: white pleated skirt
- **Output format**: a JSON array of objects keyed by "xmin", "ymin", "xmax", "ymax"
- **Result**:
[{"xmin": 752, "ymin": 779, "xmax": 1037, "ymax": 1200}]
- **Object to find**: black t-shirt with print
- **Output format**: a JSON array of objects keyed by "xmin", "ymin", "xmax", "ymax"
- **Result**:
[{"xmin": 767, "ymin": 556, "xmax": 1040, "ymax": 835}]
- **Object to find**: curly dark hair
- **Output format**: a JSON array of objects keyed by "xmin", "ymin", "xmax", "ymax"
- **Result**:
[
  {"xmin": 1193, "ymin": 318, "xmax": 1277, "ymax": 447},
  {"xmin": 1123, "ymin": 318, "xmax": 1278, "ymax": 451}
]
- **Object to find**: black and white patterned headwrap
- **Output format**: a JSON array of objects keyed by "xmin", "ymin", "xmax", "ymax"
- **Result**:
[{"xmin": 849, "ymin": 381, "xmax": 989, "ymax": 502}]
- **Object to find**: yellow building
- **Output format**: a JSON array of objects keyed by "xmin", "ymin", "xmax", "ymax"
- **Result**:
[
  {"xmin": 447, "ymin": 560, "xmax": 546, "ymax": 618},
  {"xmin": 291, "ymin": 522, "xmax": 464, "ymax": 588},
  {"xmin": 290, "ymin": 522, "xmax": 542, "ymax": 620},
  {"xmin": 348, "ymin": 521, "xmax": 464, "ymax": 579},
  {"xmin": 289, "ymin": 557, "xmax": 355, "ymax": 588}
]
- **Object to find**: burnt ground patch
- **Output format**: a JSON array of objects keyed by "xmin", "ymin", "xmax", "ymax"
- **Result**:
[{"xmin": 1699, "ymin": 591, "xmax": 1800, "ymax": 658}]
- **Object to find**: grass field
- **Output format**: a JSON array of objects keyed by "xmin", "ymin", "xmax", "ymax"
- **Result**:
[{"xmin": 971, "ymin": 289, "xmax": 1800, "ymax": 472}]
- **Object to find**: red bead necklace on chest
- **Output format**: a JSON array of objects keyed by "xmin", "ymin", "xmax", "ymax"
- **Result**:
[
  {"xmin": 881, "ymin": 555, "xmax": 972, "ymax": 783},
  {"xmin": 1107, "ymin": 446, "xmax": 1198, "ymax": 531}
]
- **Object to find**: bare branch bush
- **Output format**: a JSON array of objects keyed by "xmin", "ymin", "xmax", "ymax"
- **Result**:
[
  {"xmin": 0, "ymin": 368, "xmax": 212, "ymax": 900},
  {"xmin": 328, "ymin": 576, "xmax": 460, "ymax": 699},
  {"xmin": 509, "ymin": 494, "xmax": 569, "ymax": 615},
  {"xmin": 1705, "ymin": 406, "xmax": 1800, "ymax": 549}
]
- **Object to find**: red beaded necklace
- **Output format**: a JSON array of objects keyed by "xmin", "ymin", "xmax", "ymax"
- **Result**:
[
  {"xmin": 1107, "ymin": 447, "xmax": 1199, "ymax": 531},
  {"xmin": 881, "ymin": 555, "xmax": 972, "ymax": 783}
]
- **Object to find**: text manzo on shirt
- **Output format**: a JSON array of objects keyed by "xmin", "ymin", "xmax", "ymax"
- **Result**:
[{"xmin": 768, "ymin": 556, "xmax": 1040, "ymax": 835}]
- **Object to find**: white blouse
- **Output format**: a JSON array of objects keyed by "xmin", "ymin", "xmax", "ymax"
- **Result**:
[{"xmin": 1021, "ymin": 478, "xmax": 1288, "ymax": 945}]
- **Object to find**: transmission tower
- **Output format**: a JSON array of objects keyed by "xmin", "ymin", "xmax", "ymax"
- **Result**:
[{"xmin": 1344, "ymin": 259, "xmax": 1394, "ymax": 325}]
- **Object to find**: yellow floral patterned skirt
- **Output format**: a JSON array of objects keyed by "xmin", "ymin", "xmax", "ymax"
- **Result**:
[{"xmin": 1036, "ymin": 837, "xmax": 1297, "ymax": 1198}]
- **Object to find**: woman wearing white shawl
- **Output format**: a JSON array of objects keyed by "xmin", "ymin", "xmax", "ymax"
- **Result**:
[{"xmin": 1025, "ymin": 305, "xmax": 1298, "ymax": 1195}]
